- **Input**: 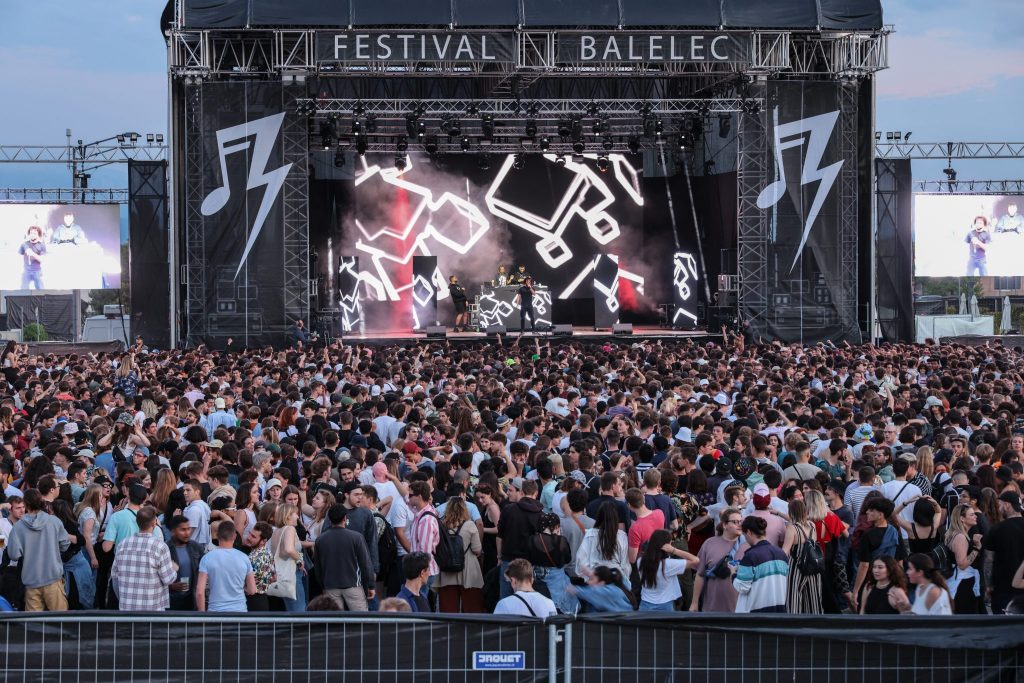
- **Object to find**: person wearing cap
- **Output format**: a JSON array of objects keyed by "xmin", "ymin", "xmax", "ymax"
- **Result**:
[
  {"xmin": 983, "ymin": 491, "xmax": 1024, "ymax": 613},
  {"xmin": 748, "ymin": 483, "xmax": 787, "ymax": 548},
  {"xmin": 206, "ymin": 397, "xmax": 235, "ymax": 433}
]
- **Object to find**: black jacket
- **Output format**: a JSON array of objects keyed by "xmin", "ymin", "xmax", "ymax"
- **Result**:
[
  {"xmin": 314, "ymin": 525, "xmax": 375, "ymax": 591},
  {"xmin": 166, "ymin": 538, "xmax": 205, "ymax": 607},
  {"xmin": 497, "ymin": 497, "xmax": 543, "ymax": 561}
]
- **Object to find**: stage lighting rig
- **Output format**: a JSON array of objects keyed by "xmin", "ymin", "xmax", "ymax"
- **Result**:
[
  {"xmin": 572, "ymin": 140, "xmax": 585, "ymax": 155},
  {"xmin": 353, "ymin": 102, "xmax": 366, "ymax": 116},
  {"xmin": 512, "ymin": 153, "xmax": 526, "ymax": 170},
  {"xmin": 334, "ymin": 147, "xmax": 346, "ymax": 168},
  {"xmin": 460, "ymin": 136, "xmax": 471, "ymax": 151},
  {"xmin": 319, "ymin": 119, "xmax": 336, "ymax": 150},
  {"xmin": 557, "ymin": 120, "xmax": 572, "ymax": 139},
  {"xmin": 425, "ymin": 136, "xmax": 439, "ymax": 155},
  {"xmin": 602, "ymin": 136, "xmax": 614, "ymax": 152},
  {"xmin": 478, "ymin": 154, "xmax": 491, "ymax": 170},
  {"xmin": 628, "ymin": 136, "xmax": 640, "ymax": 155},
  {"xmin": 555, "ymin": 155, "xmax": 566, "ymax": 166},
  {"xmin": 597, "ymin": 155, "xmax": 610, "ymax": 173},
  {"xmin": 356, "ymin": 136, "xmax": 368, "ymax": 156},
  {"xmin": 525, "ymin": 119, "xmax": 538, "ymax": 138},
  {"xmin": 405, "ymin": 115, "xmax": 418, "ymax": 138},
  {"xmin": 365, "ymin": 115, "xmax": 378, "ymax": 133},
  {"xmin": 352, "ymin": 119, "xmax": 363, "ymax": 136},
  {"xmin": 571, "ymin": 117, "xmax": 584, "ymax": 141},
  {"xmin": 587, "ymin": 102, "xmax": 601, "ymax": 117},
  {"xmin": 718, "ymin": 115, "xmax": 731, "ymax": 138},
  {"xmin": 396, "ymin": 135, "xmax": 409, "ymax": 152},
  {"xmin": 441, "ymin": 117, "xmax": 462, "ymax": 137},
  {"xmin": 539, "ymin": 136, "xmax": 551, "ymax": 151},
  {"xmin": 481, "ymin": 114, "xmax": 495, "ymax": 140},
  {"xmin": 593, "ymin": 118, "xmax": 609, "ymax": 135},
  {"xmin": 466, "ymin": 103, "xmax": 480, "ymax": 116},
  {"xmin": 395, "ymin": 155, "xmax": 407, "ymax": 171},
  {"xmin": 698, "ymin": 104, "xmax": 712, "ymax": 118}
]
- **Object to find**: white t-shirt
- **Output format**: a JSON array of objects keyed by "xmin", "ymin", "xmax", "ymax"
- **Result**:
[
  {"xmin": 184, "ymin": 499, "xmax": 212, "ymax": 546},
  {"xmin": 494, "ymin": 590, "xmax": 557, "ymax": 617},
  {"xmin": 881, "ymin": 478, "xmax": 923, "ymax": 532},
  {"xmin": 545, "ymin": 397, "xmax": 570, "ymax": 418},
  {"xmin": 637, "ymin": 557, "xmax": 689, "ymax": 604}
]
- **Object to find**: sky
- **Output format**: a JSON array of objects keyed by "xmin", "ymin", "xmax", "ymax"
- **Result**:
[{"xmin": 1, "ymin": 0, "xmax": 1023, "ymax": 189}]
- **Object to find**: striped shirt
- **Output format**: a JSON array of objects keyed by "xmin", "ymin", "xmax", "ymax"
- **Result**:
[
  {"xmin": 844, "ymin": 484, "xmax": 879, "ymax": 519},
  {"xmin": 733, "ymin": 540, "xmax": 789, "ymax": 613},
  {"xmin": 410, "ymin": 506, "xmax": 440, "ymax": 576},
  {"xmin": 112, "ymin": 531, "xmax": 176, "ymax": 611}
]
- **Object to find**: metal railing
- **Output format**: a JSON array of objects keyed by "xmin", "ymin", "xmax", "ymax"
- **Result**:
[{"xmin": 1, "ymin": 613, "xmax": 1021, "ymax": 682}]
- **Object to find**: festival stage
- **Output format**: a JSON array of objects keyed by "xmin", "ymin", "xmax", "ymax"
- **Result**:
[{"xmin": 330, "ymin": 326, "xmax": 720, "ymax": 346}]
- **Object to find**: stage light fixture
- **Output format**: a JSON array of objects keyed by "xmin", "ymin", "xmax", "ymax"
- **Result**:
[
  {"xmin": 905, "ymin": 132, "xmax": 913, "ymax": 142},
  {"xmin": 129, "ymin": 132, "xmax": 140, "ymax": 143},
  {"xmin": 886, "ymin": 131, "xmax": 894, "ymax": 140},
  {"xmin": 558, "ymin": 119, "xmax": 573, "ymax": 138},
  {"xmin": 677, "ymin": 134, "xmax": 692, "ymax": 150},
  {"xmin": 396, "ymin": 135, "xmax": 409, "ymax": 152},
  {"xmin": 602, "ymin": 136, "xmax": 614, "ymax": 152},
  {"xmin": 654, "ymin": 119, "xmax": 664, "ymax": 136},
  {"xmin": 628, "ymin": 136, "xmax": 640, "ymax": 155},
  {"xmin": 698, "ymin": 104, "xmax": 712, "ymax": 118},
  {"xmin": 146, "ymin": 133, "xmax": 155, "ymax": 143},
  {"xmin": 513, "ymin": 153, "xmax": 526, "ymax": 170},
  {"xmin": 356, "ymin": 136, "xmax": 368, "ymax": 156},
  {"xmin": 466, "ymin": 103, "xmax": 479, "ymax": 116},
  {"xmin": 943, "ymin": 166, "xmax": 957, "ymax": 182},
  {"xmin": 592, "ymin": 118, "xmax": 608, "ymax": 134},
  {"xmin": 395, "ymin": 155, "xmax": 407, "ymax": 171},
  {"xmin": 571, "ymin": 117, "xmax": 584, "ymax": 140},
  {"xmin": 597, "ymin": 155, "xmax": 610, "ymax": 173},
  {"xmin": 718, "ymin": 115, "xmax": 731, "ymax": 138},
  {"xmin": 405, "ymin": 115, "xmax": 418, "ymax": 138},
  {"xmin": 155, "ymin": 134, "xmax": 164, "ymax": 144},
  {"xmin": 416, "ymin": 120, "xmax": 427, "ymax": 138},
  {"xmin": 481, "ymin": 114, "xmax": 495, "ymax": 140},
  {"xmin": 460, "ymin": 136, "xmax": 471, "ymax": 151},
  {"xmin": 365, "ymin": 115, "xmax": 378, "ymax": 133},
  {"xmin": 334, "ymin": 147, "xmax": 346, "ymax": 168},
  {"xmin": 527, "ymin": 103, "xmax": 540, "ymax": 116},
  {"xmin": 352, "ymin": 119, "xmax": 363, "ymax": 136},
  {"xmin": 587, "ymin": 102, "xmax": 601, "ymax": 117},
  {"xmin": 116, "ymin": 134, "xmax": 126, "ymax": 144},
  {"xmin": 640, "ymin": 103, "xmax": 653, "ymax": 118},
  {"xmin": 539, "ymin": 136, "xmax": 551, "ymax": 151},
  {"xmin": 478, "ymin": 154, "xmax": 491, "ymax": 170},
  {"xmin": 425, "ymin": 136, "xmax": 439, "ymax": 155},
  {"xmin": 874, "ymin": 131, "xmax": 881, "ymax": 141},
  {"xmin": 893, "ymin": 131, "xmax": 902, "ymax": 141},
  {"xmin": 572, "ymin": 140, "xmax": 585, "ymax": 154},
  {"xmin": 319, "ymin": 121, "xmax": 335, "ymax": 150},
  {"xmin": 353, "ymin": 102, "xmax": 366, "ymax": 116},
  {"xmin": 555, "ymin": 155, "xmax": 566, "ymax": 166},
  {"xmin": 525, "ymin": 119, "xmax": 537, "ymax": 138}
]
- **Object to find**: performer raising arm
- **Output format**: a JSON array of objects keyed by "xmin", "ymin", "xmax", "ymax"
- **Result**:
[
  {"xmin": 514, "ymin": 276, "xmax": 537, "ymax": 334},
  {"xmin": 449, "ymin": 275, "xmax": 469, "ymax": 332}
]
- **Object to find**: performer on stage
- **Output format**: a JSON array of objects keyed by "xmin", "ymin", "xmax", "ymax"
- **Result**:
[
  {"xmin": 19, "ymin": 226, "xmax": 47, "ymax": 290},
  {"xmin": 965, "ymin": 216, "xmax": 991, "ymax": 276},
  {"xmin": 449, "ymin": 275, "xmax": 469, "ymax": 332},
  {"xmin": 514, "ymin": 277, "xmax": 537, "ymax": 334},
  {"xmin": 51, "ymin": 211, "xmax": 87, "ymax": 245},
  {"xmin": 492, "ymin": 265, "xmax": 509, "ymax": 287},
  {"xmin": 510, "ymin": 264, "xmax": 530, "ymax": 285}
]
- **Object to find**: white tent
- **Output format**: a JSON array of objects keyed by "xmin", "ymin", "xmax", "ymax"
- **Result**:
[
  {"xmin": 1001, "ymin": 296, "xmax": 1013, "ymax": 333},
  {"xmin": 970, "ymin": 294, "xmax": 980, "ymax": 317},
  {"xmin": 959, "ymin": 292, "xmax": 967, "ymax": 315}
]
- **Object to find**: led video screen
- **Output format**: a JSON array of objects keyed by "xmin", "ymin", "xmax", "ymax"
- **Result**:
[
  {"xmin": 0, "ymin": 204, "xmax": 121, "ymax": 289},
  {"xmin": 914, "ymin": 194, "xmax": 1024, "ymax": 277},
  {"xmin": 341, "ymin": 153, "xmax": 664, "ymax": 303}
]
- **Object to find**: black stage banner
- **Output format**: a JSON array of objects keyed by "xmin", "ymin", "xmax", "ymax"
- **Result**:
[
  {"xmin": 315, "ymin": 31, "xmax": 515, "ymax": 63},
  {"xmin": 196, "ymin": 82, "xmax": 291, "ymax": 348},
  {"xmin": 875, "ymin": 158, "xmax": 915, "ymax": 342},
  {"xmin": 750, "ymin": 80, "xmax": 862, "ymax": 344},
  {"xmin": 556, "ymin": 32, "xmax": 750, "ymax": 64},
  {"xmin": 128, "ymin": 160, "xmax": 170, "ymax": 350},
  {"xmin": 179, "ymin": 0, "xmax": 883, "ymax": 31}
]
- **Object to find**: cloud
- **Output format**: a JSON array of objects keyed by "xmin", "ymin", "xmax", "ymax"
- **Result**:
[{"xmin": 877, "ymin": 28, "xmax": 1024, "ymax": 100}]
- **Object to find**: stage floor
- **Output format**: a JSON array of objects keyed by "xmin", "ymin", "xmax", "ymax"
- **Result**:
[{"xmin": 331, "ymin": 326, "xmax": 720, "ymax": 345}]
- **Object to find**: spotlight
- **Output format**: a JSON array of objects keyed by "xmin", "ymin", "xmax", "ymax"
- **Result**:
[
  {"xmin": 943, "ymin": 166, "xmax": 957, "ymax": 182},
  {"xmin": 406, "ymin": 115, "xmax": 418, "ymax": 138},
  {"xmin": 334, "ymin": 147, "xmax": 346, "ymax": 168},
  {"xmin": 116, "ymin": 134, "xmax": 126, "ymax": 144},
  {"xmin": 526, "ymin": 103, "xmax": 540, "ymax": 116},
  {"xmin": 396, "ymin": 135, "xmax": 409, "ymax": 152},
  {"xmin": 627, "ymin": 136, "xmax": 640, "ymax": 155},
  {"xmin": 319, "ymin": 121, "xmax": 335, "ymax": 150},
  {"xmin": 352, "ymin": 119, "xmax": 363, "ymax": 136},
  {"xmin": 905, "ymin": 132, "xmax": 913, "ymax": 142},
  {"xmin": 395, "ymin": 155, "xmax": 407, "ymax": 171},
  {"xmin": 572, "ymin": 140, "xmax": 585, "ymax": 154},
  {"xmin": 874, "ymin": 131, "xmax": 881, "ymax": 141},
  {"xmin": 718, "ymin": 114, "xmax": 731, "ymax": 138},
  {"xmin": 478, "ymin": 154, "xmax": 491, "ymax": 170},
  {"xmin": 356, "ymin": 136, "xmax": 368, "ymax": 156},
  {"xmin": 596, "ymin": 155, "xmax": 610, "ymax": 173},
  {"xmin": 481, "ymin": 114, "xmax": 494, "ymax": 140},
  {"xmin": 557, "ymin": 119, "xmax": 572, "ymax": 138},
  {"xmin": 129, "ymin": 132, "xmax": 140, "ymax": 143},
  {"xmin": 365, "ymin": 115, "xmax": 378, "ymax": 133},
  {"xmin": 525, "ymin": 119, "xmax": 537, "ymax": 138},
  {"xmin": 698, "ymin": 104, "xmax": 711, "ymax": 118},
  {"xmin": 592, "ymin": 118, "xmax": 607, "ymax": 134},
  {"xmin": 886, "ymin": 131, "xmax": 894, "ymax": 141},
  {"xmin": 146, "ymin": 133, "xmax": 155, "ymax": 144},
  {"xmin": 571, "ymin": 117, "xmax": 584, "ymax": 140},
  {"xmin": 460, "ymin": 136, "xmax": 471, "ymax": 151},
  {"xmin": 416, "ymin": 120, "xmax": 427, "ymax": 138},
  {"xmin": 353, "ymin": 102, "xmax": 366, "ymax": 116},
  {"xmin": 654, "ymin": 119, "xmax": 664, "ymax": 136},
  {"xmin": 425, "ymin": 136, "xmax": 439, "ymax": 155},
  {"xmin": 602, "ymin": 136, "xmax": 614, "ymax": 152},
  {"xmin": 893, "ymin": 131, "xmax": 902, "ymax": 141},
  {"xmin": 555, "ymin": 155, "xmax": 566, "ymax": 166},
  {"xmin": 155, "ymin": 134, "xmax": 164, "ymax": 144},
  {"xmin": 512, "ymin": 153, "xmax": 526, "ymax": 170},
  {"xmin": 466, "ymin": 103, "xmax": 479, "ymax": 116},
  {"xmin": 587, "ymin": 102, "xmax": 601, "ymax": 117},
  {"xmin": 441, "ymin": 118, "xmax": 462, "ymax": 137},
  {"xmin": 539, "ymin": 136, "xmax": 550, "ymax": 151},
  {"xmin": 677, "ymin": 134, "xmax": 692, "ymax": 150}
]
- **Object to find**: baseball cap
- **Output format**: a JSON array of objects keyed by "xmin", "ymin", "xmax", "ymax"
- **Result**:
[
  {"xmin": 402, "ymin": 441, "xmax": 422, "ymax": 455},
  {"xmin": 752, "ymin": 483, "xmax": 770, "ymax": 496},
  {"xmin": 215, "ymin": 397, "xmax": 226, "ymax": 409},
  {"xmin": 998, "ymin": 491, "xmax": 1023, "ymax": 514},
  {"xmin": 265, "ymin": 478, "xmax": 284, "ymax": 491}
]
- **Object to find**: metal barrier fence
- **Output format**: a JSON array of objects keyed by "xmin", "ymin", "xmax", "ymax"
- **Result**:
[{"xmin": 1, "ymin": 613, "xmax": 1022, "ymax": 683}]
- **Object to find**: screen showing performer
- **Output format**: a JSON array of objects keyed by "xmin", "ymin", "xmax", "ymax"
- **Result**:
[
  {"xmin": 0, "ymin": 204, "xmax": 121, "ymax": 289},
  {"xmin": 914, "ymin": 194, "xmax": 1024, "ymax": 277}
]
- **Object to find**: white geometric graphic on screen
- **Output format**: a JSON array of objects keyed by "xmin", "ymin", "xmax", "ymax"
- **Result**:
[
  {"xmin": 593, "ymin": 255, "xmax": 621, "ymax": 314},
  {"xmin": 673, "ymin": 252, "xmax": 699, "ymax": 325},
  {"xmin": 477, "ymin": 290, "xmax": 552, "ymax": 329},
  {"xmin": 559, "ymin": 254, "xmax": 646, "ymax": 300},
  {"xmin": 200, "ymin": 112, "xmax": 292, "ymax": 278},
  {"xmin": 338, "ymin": 256, "xmax": 363, "ymax": 332},
  {"xmin": 484, "ymin": 153, "xmax": 644, "ymax": 268},
  {"xmin": 353, "ymin": 155, "xmax": 491, "ymax": 301}
]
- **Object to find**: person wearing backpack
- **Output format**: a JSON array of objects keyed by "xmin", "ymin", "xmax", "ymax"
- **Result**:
[
  {"xmin": 528, "ymin": 512, "xmax": 577, "ymax": 614},
  {"xmin": 782, "ymin": 499, "xmax": 823, "ymax": 614},
  {"xmin": 436, "ymin": 496, "xmax": 484, "ymax": 613},
  {"xmin": 407, "ymin": 481, "xmax": 440, "ymax": 609},
  {"xmin": 851, "ymin": 497, "xmax": 901, "ymax": 612}
]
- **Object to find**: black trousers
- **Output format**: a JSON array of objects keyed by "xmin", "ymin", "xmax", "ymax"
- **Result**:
[{"xmin": 520, "ymin": 303, "xmax": 536, "ymax": 331}]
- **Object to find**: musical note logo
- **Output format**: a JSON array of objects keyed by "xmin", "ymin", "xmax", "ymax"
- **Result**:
[
  {"xmin": 756, "ymin": 109, "xmax": 843, "ymax": 272},
  {"xmin": 201, "ymin": 112, "xmax": 292, "ymax": 279}
]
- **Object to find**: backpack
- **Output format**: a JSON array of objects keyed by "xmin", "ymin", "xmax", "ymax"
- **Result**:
[
  {"xmin": 425, "ymin": 512, "xmax": 466, "ymax": 573},
  {"xmin": 373, "ymin": 512, "xmax": 398, "ymax": 570},
  {"xmin": 928, "ymin": 542, "xmax": 955, "ymax": 579},
  {"xmin": 796, "ymin": 525, "xmax": 825, "ymax": 576},
  {"xmin": 872, "ymin": 525, "xmax": 907, "ymax": 562}
]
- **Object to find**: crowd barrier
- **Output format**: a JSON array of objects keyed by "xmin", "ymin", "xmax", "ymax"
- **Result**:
[{"xmin": 0, "ymin": 613, "xmax": 1021, "ymax": 682}]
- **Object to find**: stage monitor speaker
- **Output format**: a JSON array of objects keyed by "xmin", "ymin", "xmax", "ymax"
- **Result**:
[
  {"xmin": 612, "ymin": 323, "xmax": 633, "ymax": 335},
  {"xmin": 486, "ymin": 324, "xmax": 507, "ymax": 337},
  {"xmin": 425, "ymin": 326, "xmax": 447, "ymax": 338},
  {"xmin": 552, "ymin": 324, "xmax": 573, "ymax": 337}
]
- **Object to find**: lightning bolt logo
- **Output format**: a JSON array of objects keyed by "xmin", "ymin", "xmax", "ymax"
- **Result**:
[
  {"xmin": 201, "ymin": 112, "xmax": 292, "ymax": 279},
  {"xmin": 756, "ymin": 109, "xmax": 843, "ymax": 272}
]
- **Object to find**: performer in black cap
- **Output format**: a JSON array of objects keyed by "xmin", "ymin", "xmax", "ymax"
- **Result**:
[
  {"xmin": 449, "ymin": 275, "xmax": 469, "ymax": 332},
  {"xmin": 510, "ymin": 264, "xmax": 530, "ymax": 285},
  {"xmin": 514, "ymin": 277, "xmax": 537, "ymax": 334}
]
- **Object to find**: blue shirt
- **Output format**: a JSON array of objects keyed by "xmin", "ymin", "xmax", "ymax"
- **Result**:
[{"xmin": 199, "ymin": 548, "xmax": 251, "ymax": 612}]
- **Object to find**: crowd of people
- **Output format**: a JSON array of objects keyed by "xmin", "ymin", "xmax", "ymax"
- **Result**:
[{"xmin": 1, "ymin": 334, "xmax": 1023, "ymax": 616}]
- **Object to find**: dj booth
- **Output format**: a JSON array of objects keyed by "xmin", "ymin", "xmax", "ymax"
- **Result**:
[{"xmin": 474, "ymin": 285, "xmax": 553, "ymax": 331}]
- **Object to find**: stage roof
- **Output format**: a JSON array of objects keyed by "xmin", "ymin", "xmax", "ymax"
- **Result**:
[{"xmin": 174, "ymin": 0, "xmax": 883, "ymax": 31}]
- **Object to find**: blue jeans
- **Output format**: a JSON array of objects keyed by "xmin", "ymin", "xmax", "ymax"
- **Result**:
[
  {"xmin": 21, "ymin": 269, "xmax": 44, "ymax": 290},
  {"xmin": 65, "ymin": 549, "xmax": 96, "ymax": 609},
  {"xmin": 282, "ymin": 572, "xmax": 307, "ymax": 612},
  {"xmin": 967, "ymin": 255, "xmax": 988, "ymax": 276},
  {"xmin": 639, "ymin": 599, "xmax": 676, "ymax": 612},
  {"xmin": 536, "ymin": 567, "xmax": 578, "ymax": 615},
  {"xmin": 499, "ymin": 560, "xmax": 513, "ymax": 600}
]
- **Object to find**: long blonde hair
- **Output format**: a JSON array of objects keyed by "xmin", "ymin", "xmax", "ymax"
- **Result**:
[
  {"xmin": 944, "ymin": 504, "xmax": 974, "ymax": 547},
  {"xmin": 804, "ymin": 490, "xmax": 829, "ymax": 522},
  {"xmin": 916, "ymin": 446, "xmax": 935, "ymax": 479},
  {"xmin": 74, "ymin": 484, "xmax": 104, "ymax": 519},
  {"xmin": 147, "ymin": 468, "xmax": 177, "ymax": 510},
  {"xmin": 116, "ymin": 355, "xmax": 135, "ymax": 379},
  {"xmin": 441, "ymin": 496, "xmax": 470, "ymax": 531},
  {"xmin": 274, "ymin": 503, "xmax": 299, "ymax": 529}
]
